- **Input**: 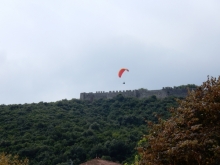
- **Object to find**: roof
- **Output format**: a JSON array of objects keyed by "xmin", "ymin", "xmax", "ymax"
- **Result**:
[{"xmin": 80, "ymin": 159, "xmax": 121, "ymax": 165}]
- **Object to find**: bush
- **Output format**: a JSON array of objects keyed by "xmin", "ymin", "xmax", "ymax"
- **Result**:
[{"xmin": 0, "ymin": 152, "xmax": 29, "ymax": 165}]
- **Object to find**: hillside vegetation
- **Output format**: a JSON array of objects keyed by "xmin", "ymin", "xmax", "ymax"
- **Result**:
[{"xmin": 0, "ymin": 93, "xmax": 181, "ymax": 165}]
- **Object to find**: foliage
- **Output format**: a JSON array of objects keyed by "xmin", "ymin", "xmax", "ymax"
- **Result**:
[
  {"xmin": 0, "ymin": 93, "xmax": 180, "ymax": 164},
  {"xmin": 0, "ymin": 152, "xmax": 29, "ymax": 165},
  {"xmin": 137, "ymin": 76, "xmax": 220, "ymax": 165},
  {"xmin": 175, "ymin": 84, "xmax": 198, "ymax": 89},
  {"xmin": 124, "ymin": 155, "xmax": 139, "ymax": 165}
]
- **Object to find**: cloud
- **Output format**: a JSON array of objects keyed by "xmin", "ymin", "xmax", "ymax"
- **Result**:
[{"xmin": 0, "ymin": 0, "xmax": 220, "ymax": 104}]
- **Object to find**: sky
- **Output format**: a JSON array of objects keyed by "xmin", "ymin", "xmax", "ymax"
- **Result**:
[{"xmin": 0, "ymin": 0, "xmax": 220, "ymax": 104}]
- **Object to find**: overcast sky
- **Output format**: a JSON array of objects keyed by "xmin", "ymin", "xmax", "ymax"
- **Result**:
[{"xmin": 0, "ymin": 0, "xmax": 220, "ymax": 104}]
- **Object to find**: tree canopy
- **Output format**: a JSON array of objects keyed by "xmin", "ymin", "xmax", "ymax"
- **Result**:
[{"xmin": 137, "ymin": 76, "xmax": 220, "ymax": 165}]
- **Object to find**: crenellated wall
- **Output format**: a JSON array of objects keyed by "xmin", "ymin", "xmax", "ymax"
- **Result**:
[{"xmin": 80, "ymin": 87, "xmax": 194, "ymax": 101}]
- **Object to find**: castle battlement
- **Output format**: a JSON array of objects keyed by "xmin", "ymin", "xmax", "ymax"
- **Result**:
[
  {"xmin": 94, "ymin": 90, "xmax": 136, "ymax": 93},
  {"xmin": 80, "ymin": 87, "xmax": 194, "ymax": 101}
]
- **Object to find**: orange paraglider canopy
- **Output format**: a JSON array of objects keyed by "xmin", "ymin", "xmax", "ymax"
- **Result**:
[{"xmin": 118, "ymin": 68, "xmax": 129, "ymax": 78}]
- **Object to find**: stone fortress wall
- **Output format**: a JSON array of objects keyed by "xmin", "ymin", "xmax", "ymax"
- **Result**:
[{"xmin": 80, "ymin": 86, "xmax": 194, "ymax": 101}]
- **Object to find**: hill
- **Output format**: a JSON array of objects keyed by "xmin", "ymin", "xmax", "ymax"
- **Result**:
[{"xmin": 0, "ymin": 94, "xmax": 182, "ymax": 164}]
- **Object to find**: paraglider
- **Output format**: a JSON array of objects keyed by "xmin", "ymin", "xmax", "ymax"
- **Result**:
[
  {"xmin": 118, "ymin": 68, "xmax": 129, "ymax": 78},
  {"xmin": 118, "ymin": 68, "xmax": 129, "ymax": 84}
]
